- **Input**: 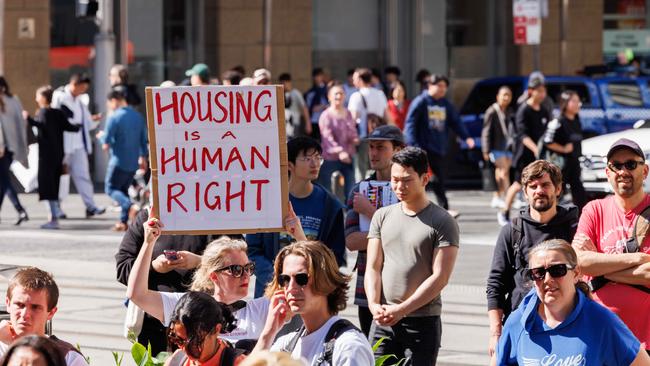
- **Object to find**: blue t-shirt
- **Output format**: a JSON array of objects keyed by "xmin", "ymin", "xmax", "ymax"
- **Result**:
[
  {"xmin": 497, "ymin": 289, "xmax": 640, "ymax": 366},
  {"xmin": 278, "ymin": 184, "xmax": 327, "ymax": 247},
  {"xmin": 101, "ymin": 106, "xmax": 148, "ymax": 171}
]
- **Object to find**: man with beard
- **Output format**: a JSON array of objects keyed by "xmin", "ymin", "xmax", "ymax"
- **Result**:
[
  {"xmin": 572, "ymin": 138, "xmax": 650, "ymax": 353},
  {"xmin": 486, "ymin": 160, "xmax": 578, "ymax": 360}
]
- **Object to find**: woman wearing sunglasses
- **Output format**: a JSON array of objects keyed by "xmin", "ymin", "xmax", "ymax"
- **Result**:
[
  {"xmin": 165, "ymin": 291, "xmax": 245, "ymax": 366},
  {"xmin": 127, "ymin": 211, "xmax": 294, "ymax": 350},
  {"xmin": 495, "ymin": 239, "xmax": 650, "ymax": 365}
]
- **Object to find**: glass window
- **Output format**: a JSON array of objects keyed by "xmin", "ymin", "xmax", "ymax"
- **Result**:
[{"xmin": 607, "ymin": 82, "xmax": 643, "ymax": 106}]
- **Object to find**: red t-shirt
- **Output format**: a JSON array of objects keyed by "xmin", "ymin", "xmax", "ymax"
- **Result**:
[{"xmin": 577, "ymin": 194, "xmax": 650, "ymax": 348}]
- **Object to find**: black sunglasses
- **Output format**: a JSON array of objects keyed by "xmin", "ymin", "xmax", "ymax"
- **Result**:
[
  {"xmin": 214, "ymin": 262, "xmax": 255, "ymax": 278},
  {"xmin": 277, "ymin": 272, "xmax": 309, "ymax": 288},
  {"xmin": 527, "ymin": 263, "xmax": 574, "ymax": 281},
  {"xmin": 608, "ymin": 160, "xmax": 645, "ymax": 172},
  {"xmin": 167, "ymin": 322, "xmax": 203, "ymax": 359}
]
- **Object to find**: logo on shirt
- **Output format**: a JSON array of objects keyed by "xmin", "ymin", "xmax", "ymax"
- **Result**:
[
  {"xmin": 523, "ymin": 353, "xmax": 586, "ymax": 366},
  {"xmin": 427, "ymin": 105, "xmax": 446, "ymax": 131}
]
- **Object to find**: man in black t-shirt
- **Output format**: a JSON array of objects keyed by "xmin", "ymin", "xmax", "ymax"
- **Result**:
[{"xmin": 498, "ymin": 76, "xmax": 550, "ymax": 225}]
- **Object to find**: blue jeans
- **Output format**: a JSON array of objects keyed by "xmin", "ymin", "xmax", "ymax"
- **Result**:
[
  {"xmin": 0, "ymin": 152, "xmax": 25, "ymax": 213},
  {"xmin": 318, "ymin": 159, "xmax": 354, "ymax": 200},
  {"xmin": 370, "ymin": 315, "xmax": 441, "ymax": 366},
  {"xmin": 105, "ymin": 165, "xmax": 135, "ymax": 223},
  {"xmin": 250, "ymin": 254, "xmax": 274, "ymax": 298}
]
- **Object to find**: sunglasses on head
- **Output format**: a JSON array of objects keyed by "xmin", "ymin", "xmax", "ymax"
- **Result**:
[
  {"xmin": 527, "ymin": 263, "xmax": 574, "ymax": 281},
  {"xmin": 277, "ymin": 272, "xmax": 309, "ymax": 288},
  {"xmin": 608, "ymin": 160, "xmax": 644, "ymax": 172},
  {"xmin": 215, "ymin": 262, "xmax": 255, "ymax": 278}
]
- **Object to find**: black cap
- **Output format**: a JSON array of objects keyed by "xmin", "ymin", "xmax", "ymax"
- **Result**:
[
  {"xmin": 607, "ymin": 138, "xmax": 645, "ymax": 162},
  {"xmin": 365, "ymin": 125, "xmax": 405, "ymax": 145}
]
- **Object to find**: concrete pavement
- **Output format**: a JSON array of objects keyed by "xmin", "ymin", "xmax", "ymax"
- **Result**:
[{"xmin": 0, "ymin": 190, "xmax": 502, "ymax": 365}]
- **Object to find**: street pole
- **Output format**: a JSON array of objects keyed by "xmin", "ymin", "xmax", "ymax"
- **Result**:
[
  {"xmin": 0, "ymin": 0, "xmax": 4, "ymax": 75},
  {"xmin": 263, "ymin": 0, "xmax": 272, "ymax": 69},
  {"xmin": 93, "ymin": 0, "xmax": 115, "ymax": 183}
]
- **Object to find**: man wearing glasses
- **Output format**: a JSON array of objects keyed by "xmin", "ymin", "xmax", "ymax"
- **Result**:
[
  {"xmin": 253, "ymin": 241, "xmax": 374, "ymax": 365},
  {"xmin": 486, "ymin": 160, "xmax": 578, "ymax": 360},
  {"xmin": 573, "ymin": 138, "xmax": 650, "ymax": 353},
  {"xmin": 246, "ymin": 137, "xmax": 345, "ymax": 298}
]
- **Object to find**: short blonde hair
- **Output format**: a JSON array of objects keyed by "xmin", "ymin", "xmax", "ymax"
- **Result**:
[
  {"xmin": 239, "ymin": 351, "xmax": 306, "ymax": 366},
  {"xmin": 190, "ymin": 237, "xmax": 247, "ymax": 293}
]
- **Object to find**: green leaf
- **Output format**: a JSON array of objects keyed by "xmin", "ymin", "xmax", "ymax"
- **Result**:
[
  {"xmin": 127, "ymin": 330, "xmax": 138, "ymax": 344},
  {"xmin": 375, "ymin": 354, "xmax": 397, "ymax": 366},
  {"xmin": 372, "ymin": 337, "xmax": 388, "ymax": 352},
  {"xmin": 154, "ymin": 352, "xmax": 171, "ymax": 362},
  {"xmin": 131, "ymin": 342, "xmax": 147, "ymax": 365},
  {"xmin": 147, "ymin": 343, "xmax": 154, "ymax": 364},
  {"xmin": 111, "ymin": 351, "xmax": 123, "ymax": 366}
]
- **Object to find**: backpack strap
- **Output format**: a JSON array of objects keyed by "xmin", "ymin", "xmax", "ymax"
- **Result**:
[
  {"xmin": 314, "ymin": 319, "xmax": 360, "ymax": 366},
  {"xmin": 510, "ymin": 217, "xmax": 525, "ymax": 271},
  {"xmin": 281, "ymin": 325, "xmax": 306, "ymax": 354}
]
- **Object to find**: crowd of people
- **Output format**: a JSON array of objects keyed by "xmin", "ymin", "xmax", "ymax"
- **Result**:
[{"xmin": 0, "ymin": 62, "xmax": 649, "ymax": 366}]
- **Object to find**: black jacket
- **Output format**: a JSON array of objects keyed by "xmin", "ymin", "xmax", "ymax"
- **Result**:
[
  {"xmin": 486, "ymin": 204, "xmax": 578, "ymax": 318},
  {"xmin": 115, "ymin": 209, "xmax": 209, "ymax": 292}
]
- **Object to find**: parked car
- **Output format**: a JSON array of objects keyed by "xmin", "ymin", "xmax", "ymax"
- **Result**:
[
  {"xmin": 451, "ymin": 75, "xmax": 650, "ymax": 186},
  {"xmin": 580, "ymin": 119, "xmax": 650, "ymax": 197}
]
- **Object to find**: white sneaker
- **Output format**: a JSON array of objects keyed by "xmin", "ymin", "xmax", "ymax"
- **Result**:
[{"xmin": 490, "ymin": 197, "xmax": 505, "ymax": 208}]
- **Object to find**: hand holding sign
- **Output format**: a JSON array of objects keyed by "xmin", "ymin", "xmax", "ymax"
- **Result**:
[{"xmin": 284, "ymin": 202, "xmax": 306, "ymax": 241}]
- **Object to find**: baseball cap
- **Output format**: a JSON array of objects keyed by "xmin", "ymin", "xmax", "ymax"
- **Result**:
[
  {"xmin": 527, "ymin": 71, "xmax": 545, "ymax": 89},
  {"xmin": 185, "ymin": 63, "xmax": 210, "ymax": 80},
  {"xmin": 607, "ymin": 138, "xmax": 645, "ymax": 162},
  {"xmin": 253, "ymin": 68, "xmax": 272, "ymax": 83},
  {"xmin": 365, "ymin": 125, "xmax": 405, "ymax": 145}
]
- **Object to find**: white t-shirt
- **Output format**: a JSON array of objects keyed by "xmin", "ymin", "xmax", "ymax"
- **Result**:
[
  {"xmin": 348, "ymin": 87, "xmax": 388, "ymax": 118},
  {"xmin": 160, "ymin": 292, "xmax": 269, "ymax": 343},
  {"xmin": 270, "ymin": 316, "xmax": 374, "ymax": 366},
  {"xmin": 0, "ymin": 339, "xmax": 89, "ymax": 366}
]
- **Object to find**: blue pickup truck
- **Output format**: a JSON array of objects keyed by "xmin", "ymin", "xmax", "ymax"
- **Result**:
[{"xmin": 450, "ymin": 75, "xmax": 650, "ymax": 184}]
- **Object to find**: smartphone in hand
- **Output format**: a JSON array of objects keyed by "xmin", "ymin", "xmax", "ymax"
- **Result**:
[{"xmin": 163, "ymin": 250, "xmax": 178, "ymax": 261}]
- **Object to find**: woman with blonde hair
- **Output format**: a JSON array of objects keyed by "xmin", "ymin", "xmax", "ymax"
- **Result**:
[
  {"xmin": 495, "ymin": 239, "xmax": 650, "ymax": 365},
  {"xmin": 128, "ymin": 209, "xmax": 304, "ymax": 350}
]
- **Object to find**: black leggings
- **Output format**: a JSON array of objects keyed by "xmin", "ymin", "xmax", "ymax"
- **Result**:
[{"xmin": 426, "ymin": 152, "xmax": 449, "ymax": 210}]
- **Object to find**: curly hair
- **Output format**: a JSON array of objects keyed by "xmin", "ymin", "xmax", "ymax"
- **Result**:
[{"xmin": 264, "ymin": 241, "xmax": 350, "ymax": 315}]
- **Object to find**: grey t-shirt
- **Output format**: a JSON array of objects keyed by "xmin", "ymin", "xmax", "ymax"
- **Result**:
[{"xmin": 368, "ymin": 202, "xmax": 459, "ymax": 317}]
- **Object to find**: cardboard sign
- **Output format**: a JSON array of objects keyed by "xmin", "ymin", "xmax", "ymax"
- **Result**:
[
  {"xmin": 358, "ymin": 181, "xmax": 399, "ymax": 231},
  {"xmin": 145, "ymin": 85, "xmax": 288, "ymax": 234}
]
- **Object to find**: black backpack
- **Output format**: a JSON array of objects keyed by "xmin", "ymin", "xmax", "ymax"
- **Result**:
[{"xmin": 282, "ymin": 318, "xmax": 360, "ymax": 366}]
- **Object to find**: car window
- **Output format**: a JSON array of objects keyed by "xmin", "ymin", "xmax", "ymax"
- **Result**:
[
  {"xmin": 546, "ymin": 82, "xmax": 592, "ymax": 107},
  {"xmin": 607, "ymin": 82, "xmax": 643, "ymax": 107},
  {"xmin": 460, "ymin": 82, "xmax": 522, "ymax": 115}
]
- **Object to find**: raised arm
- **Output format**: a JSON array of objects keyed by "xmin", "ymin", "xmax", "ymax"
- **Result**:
[{"xmin": 125, "ymin": 212, "xmax": 165, "ymax": 322}]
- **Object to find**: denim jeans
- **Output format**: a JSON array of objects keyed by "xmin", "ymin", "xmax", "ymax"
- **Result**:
[
  {"xmin": 370, "ymin": 315, "xmax": 442, "ymax": 366},
  {"xmin": 105, "ymin": 165, "xmax": 135, "ymax": 223}
]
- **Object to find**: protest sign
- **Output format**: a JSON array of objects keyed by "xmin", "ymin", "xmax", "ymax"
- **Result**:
[
  {"xmin": 145, "ymin": 85, "xmax": 288, "ymax": 234},
  {"xmin": 358, "ymin": 181, "xmax": 399, "ymax": 231}
]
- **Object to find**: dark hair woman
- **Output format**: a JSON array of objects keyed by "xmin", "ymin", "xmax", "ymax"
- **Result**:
[
  {"xmin": 0, "ymin": 76, "xmax": 29, "ymax": 225},
  {"xmin": 165, "ymin": 291, "xmax": 245, "ymax": 366},
  {"xmin": 540, "ymin": 90, "xmax": 587, "ymax": 210},
  {"xmin": 0, "ymin": 335, "xmax": 66, "ymax": 366}
]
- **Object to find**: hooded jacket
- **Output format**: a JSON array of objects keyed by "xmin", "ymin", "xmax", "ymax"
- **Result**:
[
  {"xmin": 486, "ymin": 204, "xmax": 579, "ymax": 317},
  {"xmin": 496, "ymin": 289, "xmax": 640, "ymax": 366}
]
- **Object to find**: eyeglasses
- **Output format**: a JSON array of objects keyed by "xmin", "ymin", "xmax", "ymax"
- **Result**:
[
  {"xmin": 295, "ymin": 155, "xmax": 323, "ymax": 164},
  {"xmin": 527, "ymin": 263, "xmax": 574, "ymax": 281},
  {"xmin": 608, "ymin": 160, "xmax": 645, "ymax": 172},
  {"xmin": 214, "ymin": 263, "xmax": 255, "ymax": 278},
  {"xmin": 277, "ymin": 272, "xmax": 309, "ymax": 288},
  {"xmin": 167, "ymin": 322, "xmax": 203, "ymax": 359}
]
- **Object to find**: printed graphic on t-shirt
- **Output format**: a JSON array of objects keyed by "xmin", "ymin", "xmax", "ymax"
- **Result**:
[
  {"xmin": 427, "ymin": 105, "xmax": 446, "ymax": 131},
  {"xmin": 279, "ymin": 215, "xmax": 322, "ymax": 247},
  {"xmin": 522, "ymin": 353, "xmax": 585, "ymax": 366}
]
